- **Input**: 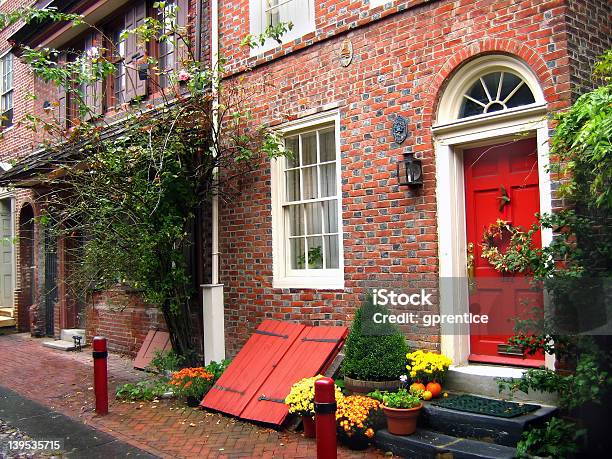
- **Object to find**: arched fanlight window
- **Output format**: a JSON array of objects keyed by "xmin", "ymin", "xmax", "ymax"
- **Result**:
[{"xmin": 459, "ymin": 71, "xmax": 536, "ymax": 118}]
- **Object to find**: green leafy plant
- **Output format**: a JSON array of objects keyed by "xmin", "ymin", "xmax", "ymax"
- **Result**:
[
  {"xmin": 0, "ymin": 7, "xmax": 290, "ymax": 363},
  {"xmin": 149, "ymin": 349, "xmax": 186, "ymax": 373},
  {"xmin": 377, "ymin": 388, "xmax": 422, "ymax": 409},
  {"xmin": 341, "ymin": 295, "xmax": 409, "ymax": 381},
  {"xmin": 169, "ymin": 367, "xmax": 215, "ymax": 399},
  {"xmin": 115, "ymin": 379, "xmax": 170, "ymax": 401},
  {"xmin": 493, "ymin": 50, "xmax": 612, "ymax": 457},
  {"xmin": 205, "ymin": 359, "xmax": 231, "ymax": 381},
  {"xmin": 516, "ymin": 417, "xmax": 585, "ymax": 458}
]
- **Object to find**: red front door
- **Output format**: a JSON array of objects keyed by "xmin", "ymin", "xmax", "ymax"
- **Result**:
[{"xmin": 463, "ymin": 137, "xmax": 544, "ymax": 366}]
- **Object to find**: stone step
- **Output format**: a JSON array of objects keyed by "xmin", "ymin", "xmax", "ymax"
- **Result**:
[
  {"xmin": 446, "ymin": 365, "xmax": 558, "ymax": 404},
  {"xmin": 376, "ymin": 428, "xmax": 517, "ymax": 459},
  {"xmin": 60, "ymin": 329, "xmax": 87, "ymax": 345},
  {"xmin": 42, "ymin": 339, "xmax": 88, "ymax": 351},
  {"xmin": 0, "ymin": 307, "xmax": 13, "ymax": 318},
  {"xmin": 419, "ymin": 398, "xmax": 557, "ymax": 447},
  {"xmin": 0, "ymin": 316, "xmax": 16, "ymax": 327}
]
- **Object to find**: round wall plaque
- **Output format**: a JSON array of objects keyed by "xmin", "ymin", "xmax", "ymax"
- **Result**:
[
  {"xmin": 339, "ymin": 39, "xmax": 353, "ymax": 67},
  {"xmin": 392, "ymin": 115, "xmax": 408, "ymax": 144}
]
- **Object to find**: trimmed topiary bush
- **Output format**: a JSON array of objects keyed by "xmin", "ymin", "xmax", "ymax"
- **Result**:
[{"xmin": 341, "ymin": 295, "xmax": 409, "ymax": 381}]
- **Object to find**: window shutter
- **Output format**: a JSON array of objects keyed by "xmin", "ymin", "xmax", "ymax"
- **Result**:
[
  {"xmin": 57, "ymin": 53, "xmax": 68, "ymax": 129},
  {"xmin": 176, "ymin": 0, "xmax": 189, "ymax": 66},
  {"xmin": 83, "ymin": 33, "xmax": 104, "ymax": 118},
  {"xmin": 92, "ymin": 32, "xmax": 104, "ymax": 115},
  {"xmin": 125, "ymin": 3, "xmax": 147, "ymax": 100}
]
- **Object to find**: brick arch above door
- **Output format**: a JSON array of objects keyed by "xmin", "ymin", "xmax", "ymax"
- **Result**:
[{"xmin": 424, "ymin": 38, "xmax": 563, "ymax": 123}]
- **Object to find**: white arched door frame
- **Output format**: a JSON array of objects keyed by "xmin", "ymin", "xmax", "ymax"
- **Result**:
[{"xmin": 432, "ymin": 55, "xmax": 555, "ymax": 370}]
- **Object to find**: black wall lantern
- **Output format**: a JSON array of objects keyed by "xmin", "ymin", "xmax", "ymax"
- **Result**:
[{"xmin": 397, "ymin": 153, "xmax": 423, "ymax": 187}]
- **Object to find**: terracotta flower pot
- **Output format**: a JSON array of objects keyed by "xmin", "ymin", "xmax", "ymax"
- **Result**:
[
  {"xmin": 382, "ymin": 404, "xmax": 422, "ymax": 436},
  {"xmin": 302, "ymin": 415, "xmax": 315, "ymax": 438},
  {"xmin": 343, "ymin": 376, "xmax": 401, "ymax": 394}
]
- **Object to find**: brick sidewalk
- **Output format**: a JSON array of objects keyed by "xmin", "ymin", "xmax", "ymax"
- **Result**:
[{"xmin": 0, "ymin": 333, "xmax": 386, "ymax": 458}]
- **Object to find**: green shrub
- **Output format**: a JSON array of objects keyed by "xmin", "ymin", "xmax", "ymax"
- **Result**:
[
  {"xmin": 517, "ymin": 417, "xmax": 584, "ymax": 458},
  {"xmin": 149, "ymin": 349, "xmax": 186, "ymax": 373},
  {"xmin": 116, "ymin": 378, "xmax": 170, "ymax": 401},
  {"xmin": 341, "ymin": 295, "xmax": 409, "ymax": 381}
]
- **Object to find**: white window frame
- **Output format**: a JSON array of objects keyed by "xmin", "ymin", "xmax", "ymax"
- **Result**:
[
  {"xmin": 248, "ymin": 0, "xmax": 315, "ymax": 56},
  {"xmin": 432, "ymin": 54, "xmax": 554, "ymax": 370},
  {"xmin": 0, "ymin": 51, "xmax": 13, "ymax": 129},
  {"xmin": 369, "ymin": 0, "xmax": 392, "ymax": 8},
  {"xmin": 271, "ymin": 111, "xmax": 344, "ymax": 290}
]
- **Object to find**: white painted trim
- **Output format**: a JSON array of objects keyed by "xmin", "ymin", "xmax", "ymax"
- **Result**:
[
  {"xmin": 0, "ymin": 195, "xmax": 15, "ymax": 309},
  {"xmin": 436, "ymin": 55, "xmax": 546, "ymax": 126},
  {"xmin": 248, "ymin": 0, "xmax": 315, "ymax": 56},
  {"xmin": 435, "ymin": 118, "xmax": 554, "ymax": 370},
  {"xmin": 271, "ymin": 111, "xmax": 345, "ymax": 290},
  {"xmin": 369, "ymin": 0, "xmax": 392, "ymax": 8},
  {"xmin": 433, "ymin": 52, "xmax": 552, "ymax": 367},
  {"xmin": 202, "ymin": 284, "xmax": 225, "ymax": 364}
]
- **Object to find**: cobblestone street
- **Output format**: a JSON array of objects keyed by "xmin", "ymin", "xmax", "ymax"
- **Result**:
[{"xmin": 0, "ymin": 333, "xmax": 385, "ymax": 458}]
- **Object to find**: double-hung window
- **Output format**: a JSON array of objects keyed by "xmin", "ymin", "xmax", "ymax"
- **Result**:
[
  {"xmin": 158, "ymin": 1, "xmax": 177, "ymax": 88},
  {"xmin": 272, "ymin": 115, "xmax": 344, "ymax": 289},
  {"xmin": 0, "ymin": 52, "xmax": 13, "ymax": 129},
  {"xmin": 249, "ymin": 0, "xmax": 315, "ymax": 55}
]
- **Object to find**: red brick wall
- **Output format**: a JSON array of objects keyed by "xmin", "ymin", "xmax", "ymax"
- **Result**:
[
  {"xmin": 565, "ymin": 0, "xmax": 612, "ymax": 98},
  {"xmin": 216, "ymin": 0, "xmax": 577, "ymax": 356},
  {"xmin": 86, "ymin": 288, "xmax": 167, "ymax": 356}
]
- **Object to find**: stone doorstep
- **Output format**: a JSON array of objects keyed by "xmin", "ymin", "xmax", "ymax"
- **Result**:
[
  {"xmin": 376, "ymin": 428, "xmax": 517, "ymax": 459},
  {"xmin": 60, "ymin": 328, "xmax": 87, "ymax": 345},
  {"xmin": 41, "ymin": 339, "xmax": 89, "ymax": 351},
  {"xmin": 446, "ymin": 364, "xmax": 558, "ymax": 404},
  {"xmin": 0, "ymin": 307, "xmax": 14, "ymax": 317},
  {"xmin": 420, "ymin": 400, "xmax": 558, "ymax": 447},
  {"xmin": 0, "ymin": 316, "xmax": 16, "ymax": 327}
]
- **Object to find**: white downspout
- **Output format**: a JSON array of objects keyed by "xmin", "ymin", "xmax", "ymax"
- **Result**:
[
  {"xmin": 211, "ymin": 0, "xmax": 219, "ymax": 285},
  {"xmin": 202, "ymin": 0, "xmax": 225, "ymax": 364}
]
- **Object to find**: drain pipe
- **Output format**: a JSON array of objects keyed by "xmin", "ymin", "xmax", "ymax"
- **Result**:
[{"xmin": 202, "ymin": 0, "xmax": 225, "ymax": 364}]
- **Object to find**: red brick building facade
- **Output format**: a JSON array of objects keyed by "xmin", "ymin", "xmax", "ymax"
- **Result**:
[
  {"xmin": 0, "ymin": 0, "xmax": 609, "ymax": 363},
  {"xmin": 215, "ymin": 0, "xmax": 611, "ymax": 365}
]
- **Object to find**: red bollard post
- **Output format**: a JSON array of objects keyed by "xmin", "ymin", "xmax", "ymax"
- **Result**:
[
  {"xmin": 92, "ymin": 336, "xmax": 109, "ymax": 415},
  {"xmin": 315, "ymin": 377, "xmax": 337, "ymax": 459}
]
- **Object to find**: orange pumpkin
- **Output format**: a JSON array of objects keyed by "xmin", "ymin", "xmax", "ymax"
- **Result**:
[
  {"xmin": 426, "ymin": 382, "xmax": 442, "ymax": 398},
  {"xmin": 410, "ymin": 382, "xmax": 426, "ymax": 393}
]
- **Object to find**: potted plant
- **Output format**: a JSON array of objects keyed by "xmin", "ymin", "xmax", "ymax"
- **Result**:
[
  {"xmin": 341, "ymin": 295, "xmax": 409, "ymax": 394},
  {"xmin": 335, "ymin": 395, "xmax": 383, "ymax": 450},
  {"xmin": 285, "ymin": 375, "xmax": 343, "ymax": 438},
  {"xmin": 379, "ymin": 388, "xmax": 423, "ymax": 436},
  {"xmin": 406, "ymin": 350, "xmax": 452, "ymax": 397},
  {"xmin": 169, "ymin": 367, "xmax": 215, "ymax": 406}
]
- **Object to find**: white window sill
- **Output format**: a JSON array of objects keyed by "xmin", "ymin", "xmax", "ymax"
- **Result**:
[
  {"xmin": 249, "ymin": 28, "xmax": 314, "ymax": 57},
  {"xmin": 273, "ymin": 275, "xmax": 345, "ymax": 290},
  {"xmin": 369, "ymin": 0, "xmax": 392, "ymax": 8}
]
